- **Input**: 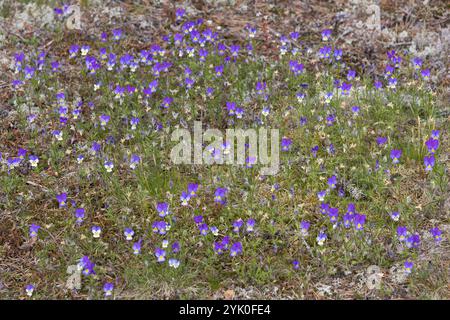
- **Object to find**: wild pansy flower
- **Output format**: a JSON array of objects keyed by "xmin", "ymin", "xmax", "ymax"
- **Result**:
[
  {"xmin": 300, "ymin": 117, "xmax": 308, "ymax": 127},
  {"xmin": 323, "ymin": 92, "xmax": 333, "ymax": 104},
  {"xmin": 198, "ymin": 48, "xmax": 208, "ymax": 62},
  {"xmin": 210, "ymin": 226, "xmax": 219, "ymax": 236},
  {"xmin": 328, "ymin": 175, "xmax": 337, "ymax": 189},
  {"xmin": 129, "ymin": 154, "xmax": 141, "ymax": 170},
  {"xmin": 85, "ymin": 56, "xmax": 101, "ymax": 74},
  {"xmin": 320, "ymin": 203, "xmax": 330, "ymax": 215},
  {"xmin": 78, "ymin": 256, "xmax": 95, "ymax": 275},
  {"xmin": 103, "ymin": 283, "xmax": 114, "ymax": 297},
  {"xmin": 7, "ymin": 157, "xmax": 21, "ymax": 170},
  {"xmin": 72, "ymin": 109, "xmax": 81, "ymax": 119},
  {"xmin": 56, "ymin": 193, "xmax": 67, "ymax": 208},
  {"xmin": 130, "ymin": 117, "xmax": 140, "ymax": 130},
  {"xmin": 18, "ymin": 148, "xmax": 27, "ymax": 159},
  {"xmin": 431, "ymin": 130, "xmax": 440, "ymax": 139},
  {"xmin": 347, "ymin": 70, "xmax": 356, "ymax": 81},
  {"xmin": 214, "ymin": 187, "xmax": 228, "ymax": 205},
  {"xmin": 374, "ymin": 80, "xmax": 383, "ymax": 90},
  {"xmin": 99, "ymin": 47, "xmax": 107, "ymax": 59},
  {"xmin": 421, "ymin": 69, "xmax": 430, "ymax": 80},
  {"xmin": 114, "ymin": 85, "xmax": 125, "ymax": 99},
  {"xmin": 148, "ymin": 80, "xmax": 159, "ymax": 94},
  {"xmin": 404, "ymin": 260, "xmax": 414, "ymax": 275},
  {"xmin": 161, "ymin": 239, "xmax": 169, "ymax": 249},
  {"xmin": 425, "ymin": 138, "xmax": 439, "ymax": 154},
  {"xmin": 169, "ymin": 258, "xmax": 180, "ymax": 268},
  {"xmin": 375, "ymin": 159, "xmax": 380, "ymax": 171},
  {"xmin": 230, "ymin": 242, "xmax": 243, "ymax": 257},
  {"xmin": 214, "ymin": 242, "xmax": 225, "ymax": 255},
  {"xmin": 112, "ymin": 28, "xmax": 123, "ymax": 41},
  {"xmin": 206, "ymin": 87, "xmax": 214, "ymax": 97},
  {"xmin": 57, "ymin": 103, "xmax": 67, "ymax": 115},
  {"xmin": 99, "ymin": 114, "xmax": 110, "ymax": 128},
  {"xmin": 387, "ymin": 77, "xmax": 397, "ymax": 89},
  {"xmin": 234, "ymin": 107, "xmax": 244, "ymax": 119},
  {"xmin": 90, "ymin": 141, "xmax": 102, "ymax": 155},
  {"xmin": 316, "ymin": 231, "xmax": 327, "ymax": 246},
  {"xmin": 430, "ymin": 227, "xmax": 442, "ymax": 242},
  {"xmin": 124, "ymin": 228, "xmax": 134, "ymax": 241},
  {"xmin": 91, "ymin": 226, "xmax": 101, "ymax": 238},
  {"xmin": 353, "ymin": 213, "xmax": 366, "ymax": 231},
  {"xmin": 52, "ymin": 130, "xmax": 63, "ymax": 141},
  {"xmin": 318, "ymin": 46, "xmax": 332, "ymax": 59},
  {"xmin": 80, "ymin": 45, "xmax": 90, "ymax": 56},
  {"xmin": 29, "ymin": 155, "xmax": 39, "ymax": 168},
  {"xmin": 156, "ymin": 202, "xmax": 169, "ymax": 217},
  {"xmin": 346, "ymin": 203, "xmax": 355, "ymax": 215},
  {"xmin": 351, "ymin": 105, "xmax": 360, "ymax": 116},
  {"xmin": 262, "ymin": 106, "xmax": 270, "ymax": 117},
  {"xmin": 343, "ymin": 213, "xmax": 353, "ymax": 228},
  {"xmin": 390, "ymin": 149, "xmax": 402, "ymax": 164},
  {"xmin": 376, "ymin": 136, "xmax": 387, "ymax": 146},
  {"xmin": 391, "ymin": 55, "xmax": 402, "ymax": 68},
  {"xmin": 29, "ymin": 224, "xmax": 40, "ymax": 238},
  {"xmin": 24, "ymin": 66, "xmax": 35, "ymax": 79},
  {"xmin": 289, "ymin": 60, "xmax": 304, "ymax": 75},
  {"xmin": 75, "ymin": 208, "xmax": 85, "ymax": 224},
  {"xmin": 321, "ymin": 29, "xmax": 332, "ymax": 41},
  {"xmin": 69, "ymin": 44, "xmax": 80, "ymax": 58},
  {"xmin": 14, "ymin": 52, "xmax": 24, "ymax": 71},
  {"xmin": 340, "ymin": 82, "xmax": 352, "ymax": 95},
  {"xmin": 59, "ymin": 116, "xmax": 68, "ymax": 126},
  {"xmin": 326, "ymin": 114, "xmax": 336, "ymax": 126},
  {"xmin": 405, "ymin": 233, "xmax": 420, "ymax": 249},
  {"xmin": 76, "ymin": 154, "xmax": 84, "ymax": 164},
  {"xmin": 327, "ymin": 144, "xmax": 335, "ymax": 155},
  {"xmin": 161, "ymin": 97, "xmax": 173, "ymax": 109},
  {"xmin": 230, "ymin": 44, "xmax": 240, "ymax": 58},
  {"xmin": 292, "ymin": 260, "xmax": 300, "ymax": 270},
  {"xmin": 104, "ymin": 160, "xmax": 114, "ymax": 173},
  {"xmin": 198, "ymin": 223, "xmax": 209, "ymax": 236},
  {"xmin": 246, "ymin": 156, "xmax": 257, "ymax": 168},
  {"xmin": 187, "ymin": 183, "xmax": 199, "ymax": 197},
  {"xmin": 176, "ymin": 7, "xmax": 185, "ymax": 20},
  {"xmin": 185, "ymin": 77, "xmax": 194, "ymax": 89},
  {"xmin": 246, "ymin": 219, "xmax": 256, "ymax": 232},
  {"xmin": 397, "ymin": 226, "xmax": 408, "ymax": 241},
  {"xmin": 300, "ymin": 221, "xmax": 310, "ymax": 236},
  {"xmin": 51, "ymin": 61, "xmax": 60, "ymax": 72},
  {"xmin": 226, "ymin": 102, "xmax": 236, "ymax": 116},
  {"xmin": 296, "ymin": 92, "xmax": 306, "ymax": 103},
  {"xmin": 25, "ymin": 284, "xmax": 35, "ymax": 297},
  {"xmin": 333, "ymin": 48, "xmax": 342, "ymax": 61},
  {"xmin": 12, "ymin": 79, "xmax": 24, "ymax": 89},
  {"xmin": 133, "ymin": 240, "xmax": 142, "ymax": 255},
  {"xmin": 424, "ymin": 155, "xmax": 435, "ymax": 172},
  {"xmin": 107, "ymin": 53, "xmax": 116, "ymax": 70},
  {"xmin": 155, "ymin": 248, "xmax": 166, "ymax": 262},
  {"xmin": 194, "ymin": 215, "xmax": 203, "ymax": 225},
  {"xmin": 222, "ymin": 236, "xmax": 230, "ymax": 249},
  {"xmin": 317, "ymin": 190, "xmax": 327, "ymax": 202},
  {"xmin": 180, "ymin": 191, "xmax": 190, "ymax": 206},
  {"xmin": 172, "ymin": 241, "xmax": 180, "ymax": 253},
  {"xmin": 390, "ymin": 211, "xmax": 400, "ymax": 221},
  {"xmin": 412, "ymin": 57, "xmax": 422, "ymax": 70},
  {"xmin": 255, "ymin": 82, "xmax": 266, "ymax": 95},
  {"xmin": 232, "ymin": 219, "xmax": 244, "ymax": 233},
  {"xmin": 328, "ymin": 207, "xmax": 339, "ymax": 224},
  {"xmin": 281, "ymin": 137, "xmax": 292, "ymax": 151},
  {"xmin": 152, "ymin": 221, "xmax": 168, "ymax": 235}
]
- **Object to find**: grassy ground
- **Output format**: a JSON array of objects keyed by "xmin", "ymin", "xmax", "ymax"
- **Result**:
[{"xmin": 0, "ymin": 2, "xmax": 449, "ymax": 300}]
